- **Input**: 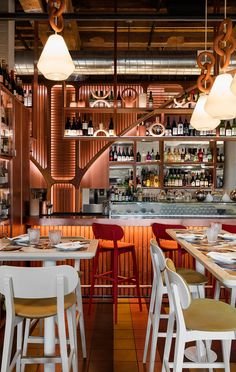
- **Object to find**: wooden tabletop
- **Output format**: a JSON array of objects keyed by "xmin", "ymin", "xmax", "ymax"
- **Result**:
[
  {"xmin": 0, "ymin": 237, "xmax": 98, "ymax": 261},
  {"xmin": 166, "ymin": 229, "xmax": 236, "ymax": 288}
]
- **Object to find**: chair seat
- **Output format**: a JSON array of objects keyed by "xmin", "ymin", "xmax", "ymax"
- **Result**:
[
  {"xmin": 14, "ymin": 292, "xmax": 77, "ymax": 319},
  {"xmin": 100, "ymin": 240, "xmax": 134, "ymax": 250},
  {"xmin": 183, "ymin": 298, "xmax": 236, "ymax": 332},
  {"xmin": 177, "ymin": 268, "xmax": 208, "ymax": 285}
]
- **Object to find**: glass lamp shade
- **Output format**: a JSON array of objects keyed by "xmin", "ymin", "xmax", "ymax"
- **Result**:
[
  {"xmin": 204, "ymin": 73, "xmax": 236, "ymax": 119},
  {"xmin": 37, "ymin": 34, "xmax": 75, "ymax": 81},
  {"xmin": 231, "ymin": 74, "xmax": 236, "ymax": 96},
  {"xmin": 190, "ymin": 93, "xmax": 220, "ymax": 130}
]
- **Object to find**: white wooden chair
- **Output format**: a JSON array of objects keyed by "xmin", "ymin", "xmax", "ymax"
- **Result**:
[
  {"xmin": 0, "ymin": 265, "xmax": 78, "ymax": 372},
  {"xmin": 143, "ymin": 239, "xmax": 208, "ymax": 372},
  {"xmin": 164, "ymin": 258, "xmax": 236, "ymax": 371}
]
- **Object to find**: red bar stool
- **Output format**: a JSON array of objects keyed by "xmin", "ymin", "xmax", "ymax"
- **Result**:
[
  {"xmin": 222, "ymin": 223, "xmax": 236, "ymax": 233},
  {"xmin": 152, "ymin": 222, "xmax": 186, "ymax": 267},
  {"xmin": 89, "ymin": 222, "xmax": 142, "ymax": 322}
]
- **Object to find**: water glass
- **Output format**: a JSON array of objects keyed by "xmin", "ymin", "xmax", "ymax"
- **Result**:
[
  {"xmin": 206, "ymin": 227, "xmax": 218, "ymax": 244},
  {"xmin": 28, "ymin": 228, "xmax": 40, "ymax": 245},
  {"xmin": 49, "ymin": 230, "xmax": 62, "ymax": 246}
]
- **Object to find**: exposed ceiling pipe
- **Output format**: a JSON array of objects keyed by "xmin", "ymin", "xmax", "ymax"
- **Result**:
[{"xmin": 1, "ymin": 12, "xmax": 236, "ymax": 22}]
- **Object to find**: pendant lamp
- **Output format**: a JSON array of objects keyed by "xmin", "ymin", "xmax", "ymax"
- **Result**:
[
  {"xmin": 37, "ymin": 34, "xmax": 75, "ymax": 81},
  {"xmin": 190, "ymin": 93, "xmax": 220, "ymax": 130},
  {"xmin": 204, "ymin": 73, "xmax": 236, "ymax": 119},
  {"xmin": 37, "ymin": 0, "xmax": 75, "ymax": 81}
]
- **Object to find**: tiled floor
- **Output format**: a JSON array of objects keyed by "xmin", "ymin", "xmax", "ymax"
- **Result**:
[{"xmin": 1, "ymin": 298, "xmax": 236, "ymax": 371}]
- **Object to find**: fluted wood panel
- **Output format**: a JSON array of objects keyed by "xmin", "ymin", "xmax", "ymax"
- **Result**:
[
  {"xmin": 51, "ymin": 183, "xmax": 75, "ymax": 213},
  {"xmin": 51, "ymin": 86, "xmax": 76, "ymax": 180},
  {"xmin": 31, "ymin": 85, "xmax": 48, "ymax": 169},
  {"xmin": 30, "ymin": 225, "xmax": 210, "ymax": 297}
]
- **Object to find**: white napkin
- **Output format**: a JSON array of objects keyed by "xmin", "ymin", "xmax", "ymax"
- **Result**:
[
  {"xmin": 207, "ymin": 251, "xmax": 236, "ymax": 264},
  {"xmin": 176, "ymin": 233, "xmax": 204, "ymax": 240}
]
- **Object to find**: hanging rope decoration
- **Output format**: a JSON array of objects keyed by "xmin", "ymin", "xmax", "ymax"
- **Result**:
[
  {"xmin": 197, "ymin": 51, "xmax": 215, "ymax": 93},
  {"xmin": 48, "ymin": 0, "xmax": 66, "ymax": 33},
  {"xmin": 214, "ymin": 18, "xmax": 236, "ymax": 70}
]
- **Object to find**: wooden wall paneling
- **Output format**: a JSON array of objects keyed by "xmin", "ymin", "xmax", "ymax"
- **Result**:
[
  {"xmin": 79, "ymin": 149, "xmax": 109, "ymax": 189},
  {"xmin": 51, "ymin": 183, "xmax": 75, "ymax": 213},
  {"xmin": 21, "ymin": 106, "xmax": 30, "ymax": 222},
  {"xmin": 51, "ymin": 86, "xmax": 76, "ymax": 180}
]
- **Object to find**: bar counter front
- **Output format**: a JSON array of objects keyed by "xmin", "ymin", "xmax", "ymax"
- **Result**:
[{"xmin": 25, "ymin": 201, "xmax": 236, "ymax": 298}]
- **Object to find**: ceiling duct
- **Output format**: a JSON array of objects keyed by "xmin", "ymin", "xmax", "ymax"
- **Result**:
[{"xmin": 15, "ymin": 50, "xmax": 236, "ymax": 76}]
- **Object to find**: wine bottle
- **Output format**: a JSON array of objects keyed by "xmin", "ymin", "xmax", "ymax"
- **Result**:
[
  {"xmin": 148, "ymin": 91, "xmax": 153, "ymax": 109},
  {"xmin": 0, "ymin": 61, "xmax": 3, "ymax": 84},
  {"xmin": 117, "ymin": 147, "xmax": 122, "ymax": 161},
  {"xmin": 88, "ymin": 118, "xmax": 94, "ymax": 136},
  {"xmin": 71, "ymin": 117, "xmax": 77, "ymax": 136},
  {"xmin": 172, "ymin": 118, "xmax": 178, "ymax": 136},
  {"xmin": 65, "ymin": 117, "xmax": 71, "ymax": 136},
  {"xmin": 177, "ymin": 116, "xmax": 184, "ymax": 136},
  {"xmin": 165, "ymin": 116, "xmax": 172, "ymax": 136},
  {"xmin": 77, "ymin": 116, "xmax": 83, "ymax": 136},
  {"xmin": 232, "ymin": 118, "xmax": 236, "ymax": 136},
  {"xmin": 82, "ymin": 115, "xmax": 88, "ymax": 136},
  {"xmin": 183, "ymin": 118, "xmax": 189, "ymax": 136},
  {"xmin": 113, "ymin": 146, "xmax": 118, "ymax": 161},
  {"xmin": 108, "ymin": 117, "xmax": 114, "ymax": 136},
  {"xmin": 219, "ymin": 120, "xmax": 226, "ymax": 136},
  {"xmin": 225, "ymin": 120, "xmax": 232, "ymax": 136},
  {"xmin": 117, "ymin": 91, "xmax": 122, "ymax": 108},
  {"xmin": 121, "ymin": 148, "xmax": 126, "ymax": 161},
  {"xmin": 109, "ymin": 91, "xmax": 114, "ymax": 107},
  {"xmin": 129, "ymin": 147, "xmax": 134, "ymax": 161}
]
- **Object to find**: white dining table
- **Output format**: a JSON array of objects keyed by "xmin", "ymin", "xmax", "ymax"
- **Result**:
[{"xmin": 0, "ymin": 237, "xmax": 98, "ymax": 372}]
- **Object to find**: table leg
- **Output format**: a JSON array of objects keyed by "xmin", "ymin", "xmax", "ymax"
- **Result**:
[{"xmin": 44, "ymin": 260, "xmax": 55, "ymax": 372}]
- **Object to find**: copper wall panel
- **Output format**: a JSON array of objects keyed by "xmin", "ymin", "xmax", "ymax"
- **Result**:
[
  {"xmin": 80, "ymin": 149, "xmax": 109, "ymax": 189},
  {"xmin": 51, "ymin": 85, "xmax": 76, "ymax": 180},
  {"xmin": 29, "ymin": 161, "xmax": 47, "ymax": 188},
  {"xmin": 30, "ymin": 85, "xmax": 48, "ymax": 169},
  {"xmin": 51, "ymin": 183, "xmax": 75, "ymax": 213}
]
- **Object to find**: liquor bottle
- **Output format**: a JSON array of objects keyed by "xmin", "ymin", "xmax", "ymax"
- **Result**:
[
  {"xmin": 129, "ymin": 147, "xmax": 134, "ymax": 161},
  {"xmin": 65, "ymin": 117, "xmax": 71, "ymax": 136},
  {"xmin": 99, "ymin": 90, "xmax": 104, "ymax": 107},
  {"xmin": 109, "ymin": 91, "xmax": 114, "ymax": 107},
  {"xmin": 82, "ymin": 115, "xmax": 88, "ymax": 136},
  {"xmin": 117, "ymin": 147, "xmax": 122, "ymax": 161},
  {"xmin": 190, "ymin": 174, "xmax": 196, "ymax": 187},
  {"xmin": 207, "ymin": 147, "xmax": 212, "ymax": 162},
  {"xmin": 155, "ymin": 150, "xmax": 160, "ymax": 160},
  {"xmin": 28, "ymin": 90, "xmax": 33, "ymax": 107},
  {"xmin": 77, "ymin": 116, "xmax": 83, "ymax": 136},
  {"xmin": 117, "ymin": 91, "xmax": 122, "ymax": 108},
  {"xmin": 177, "ymin": 116, "xmax": 184, "ymax": 136},
  {"xmin": 146, "ymin": 151, "xmax": 151, "ymax": 161},
  {"xmin": 171, "ymin": 118, "xmax": 178, "ymax": 136},
  {"xmin": 71, "ymin": 117, "xmax": 77, "ymax": 136},
  {"xmin": 88, "ymin": 92, "xmax": 94, "ymax": 107},
  {"xmin": 165, "ymin": 116, "xmax": 172, "ymax": 136},
  {"xmin": 195, "ymin": 173, "xmax": 200, "ymax": 187},
  {"xmin": 219, "ymin": 120, "xmax": 226, "ymax": 136},
  {"xmin": 151, "ymin": 148, "xmax": 155, "ymax": 161},
  {"xmin": 232, "ymin": 118, "xmax": 236, "ymax": 136},
  {"xmin": 113, "ymin": 146, "xmax": 118, "ymax": 161},
  {"xmin": 197, "ymin": 148, "xmax": 203, "ymax": 162},
  {"xmin": 136, "ymin": 151, "xmax": 141, "ymax": 162},
  {"xmin": 188, "ymin": 121, "xmax": 195, "ymax": 136},
  {"xmin": 148, "ymin": 91, "xmax": 153, "ymax": 109},
  {"xmin": 125, "ymin": 147, "xmax": 130, "ymax": 161},
  {"xmin": 183, "ymin": 118, "xmax": 189, "ymax": 136},
  {"xmin": 109, "ymin": 147, "xmax": 114, "ymax": 161},
  {"xmin": 121, "ymin": 148, "xmax": 126, "ymax": 161},
  {"xmin": 225, "ymin": 121, "xmax": 232, "ymax": 136},
  {"xmin": 88, "ymin": 118, "xmax": 94, "ymax": 136},
  {"xmin": 108, "ymin": 117, "xmax": 114, "ymax": 136}
]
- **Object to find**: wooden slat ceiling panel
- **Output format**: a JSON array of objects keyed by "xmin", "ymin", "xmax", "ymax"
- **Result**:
[
  {"xmin": 51, "ymin": 86, "xmax": 76, "ymax": 180},
  {"xmin": 51, "ymin": 183, "xmax": 75, "ymax": 213}
]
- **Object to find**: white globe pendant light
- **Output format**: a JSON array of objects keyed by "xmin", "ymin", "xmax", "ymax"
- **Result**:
[
  {"xmin": 204, "ymin": 73, "xmax": 236, "ymax": 119},
  {"xmin": 190, "ymin": 93, "xmax": 220, "ymax": 130},
  {"xmin": 230, "ymin": 74, "xmax": 236, "ymax": 95},
  {"xmin": 37, "ymin": 34, "xmax": 75, "ymax": 81}
]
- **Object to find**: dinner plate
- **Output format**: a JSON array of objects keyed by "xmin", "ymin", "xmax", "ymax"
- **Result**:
[
  {"xmin": 8, "ymin": 234, "xmax": 29, "ymax": 243},
  {"xmin": 177, "ymin": 234, "xmax": 205, "ymax": 242},
  {"xmin": 55, "ymin": 242, "xmax": 88, "ymax": 251},
  {"xmin": 218, "ymin": 233, "xmax": 236, "ymax": 241}
]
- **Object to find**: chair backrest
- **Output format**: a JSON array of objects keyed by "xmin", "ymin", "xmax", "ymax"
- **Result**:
[
  {"xmin": 92, "ymin": 222, "xmax": 124, "ymax": 241},
  {"xmin": 222, "ymin": 224, "xmax": 236, "ymax": 234},
  {"xmin": 0, "ymin": 265, "xmax": 78, "ymax": 299},
  {"xmin": 152, "ymin": 223, "xmax": 185, "ymax": 241},
  {"xmin": 150, "ymin": 238, "xmax": 166, "ymax": 273},
  {"xmin": 165, "ymin": 258, "xmax": 191, "ymax": 310}
]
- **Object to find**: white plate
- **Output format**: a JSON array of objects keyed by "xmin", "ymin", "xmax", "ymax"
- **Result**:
[
  {"xmin": 218, "ymin": 233, "xmax": 236, "ymax": 241},
  {"xmin": 177, "ymin": 234, "xmax": 205, "ymax": 242},
  {"xmin": 55, "ymin": 242, "xmax": 87, "ymax": 251},
  {"xmin": 8, "ymin": 234, "xmax": 29, "ymax": 242}
]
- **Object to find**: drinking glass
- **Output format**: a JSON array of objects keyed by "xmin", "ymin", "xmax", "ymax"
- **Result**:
[
  {"xmin": 49, "ymin": 230, "xmax": 62, "ymax": 246},
  {"xmin": 28, "ymin": 228, "xmax": 40, "ymax": 245},
  {"xmin": 206, "ymin": 227, "xmax": 218, "ymax": 244}
]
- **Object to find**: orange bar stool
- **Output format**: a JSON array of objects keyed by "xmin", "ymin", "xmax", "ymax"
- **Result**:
[
  {"xmin": 152, "ymin": 222, "xmax": 186, "ymax": 267},
  {"xmin": 89, "ymin": 222, "xmax": 142, "ymax": 322}
]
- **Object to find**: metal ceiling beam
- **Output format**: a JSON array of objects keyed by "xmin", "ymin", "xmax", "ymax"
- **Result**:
[{"xmin": 1, "ymin": 12, "xmax": 236, "ymax": 22}]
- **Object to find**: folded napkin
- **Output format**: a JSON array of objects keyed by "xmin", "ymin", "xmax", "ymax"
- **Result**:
[
  {"xmin": 176, "ymin": 233, "xmax": 204, "ymax": 240},
  {"xmin": 207, "ymin": 251, "xmax": 236, "ymax": 264}
]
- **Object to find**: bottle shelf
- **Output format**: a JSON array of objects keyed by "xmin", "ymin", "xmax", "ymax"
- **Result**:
[
  {"xmin": 64, "ymin": 107, "xmax": 194, "ymax": 115},
  {"xmin": 109, "ymin": 161, "xmax": 135, "ymax": 166},
  {"xmin": 136, "ymin": 161, "xmax": 161, "ymax": 166},
  {"xmin": 164, "ymin": 162, "xmax": 214, "ymax": 166},
  {"xmin": 163, "ymin": 186, "xmax": 212, "ymax": 189}
]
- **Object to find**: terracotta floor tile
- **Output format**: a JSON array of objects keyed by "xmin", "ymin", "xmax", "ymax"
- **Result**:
[
  {"xmin": 114, "ymin": 321, "xmax": 133, "ymax": 330},
  {"xmin": 138, "ymin": 361, "xmax": 162, "ymax": 372},
  {"xmin": 114, "ymin": 338, "xmax": 135, "ymax": 350},
  {"xmin": 90, "ymin": 348, "xmax": 113, "ymax": 362},
  {"xmin": 114, "ymin": 349, "xmax": 137, "ymax": 362},
  {"xmin": 88, "ymin": 361, "xmax": 113, "ymax": 372},
  {"xmin": 113, "ymin": 361, "xmax": 139, "ymax": 372},
  {"xmin": 136, "ymin": 348, "xmax": 161, "ymax": 362},
  {"xmin": 114, "ymin": 329, "xmax": 134, "ymax": 339}
]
